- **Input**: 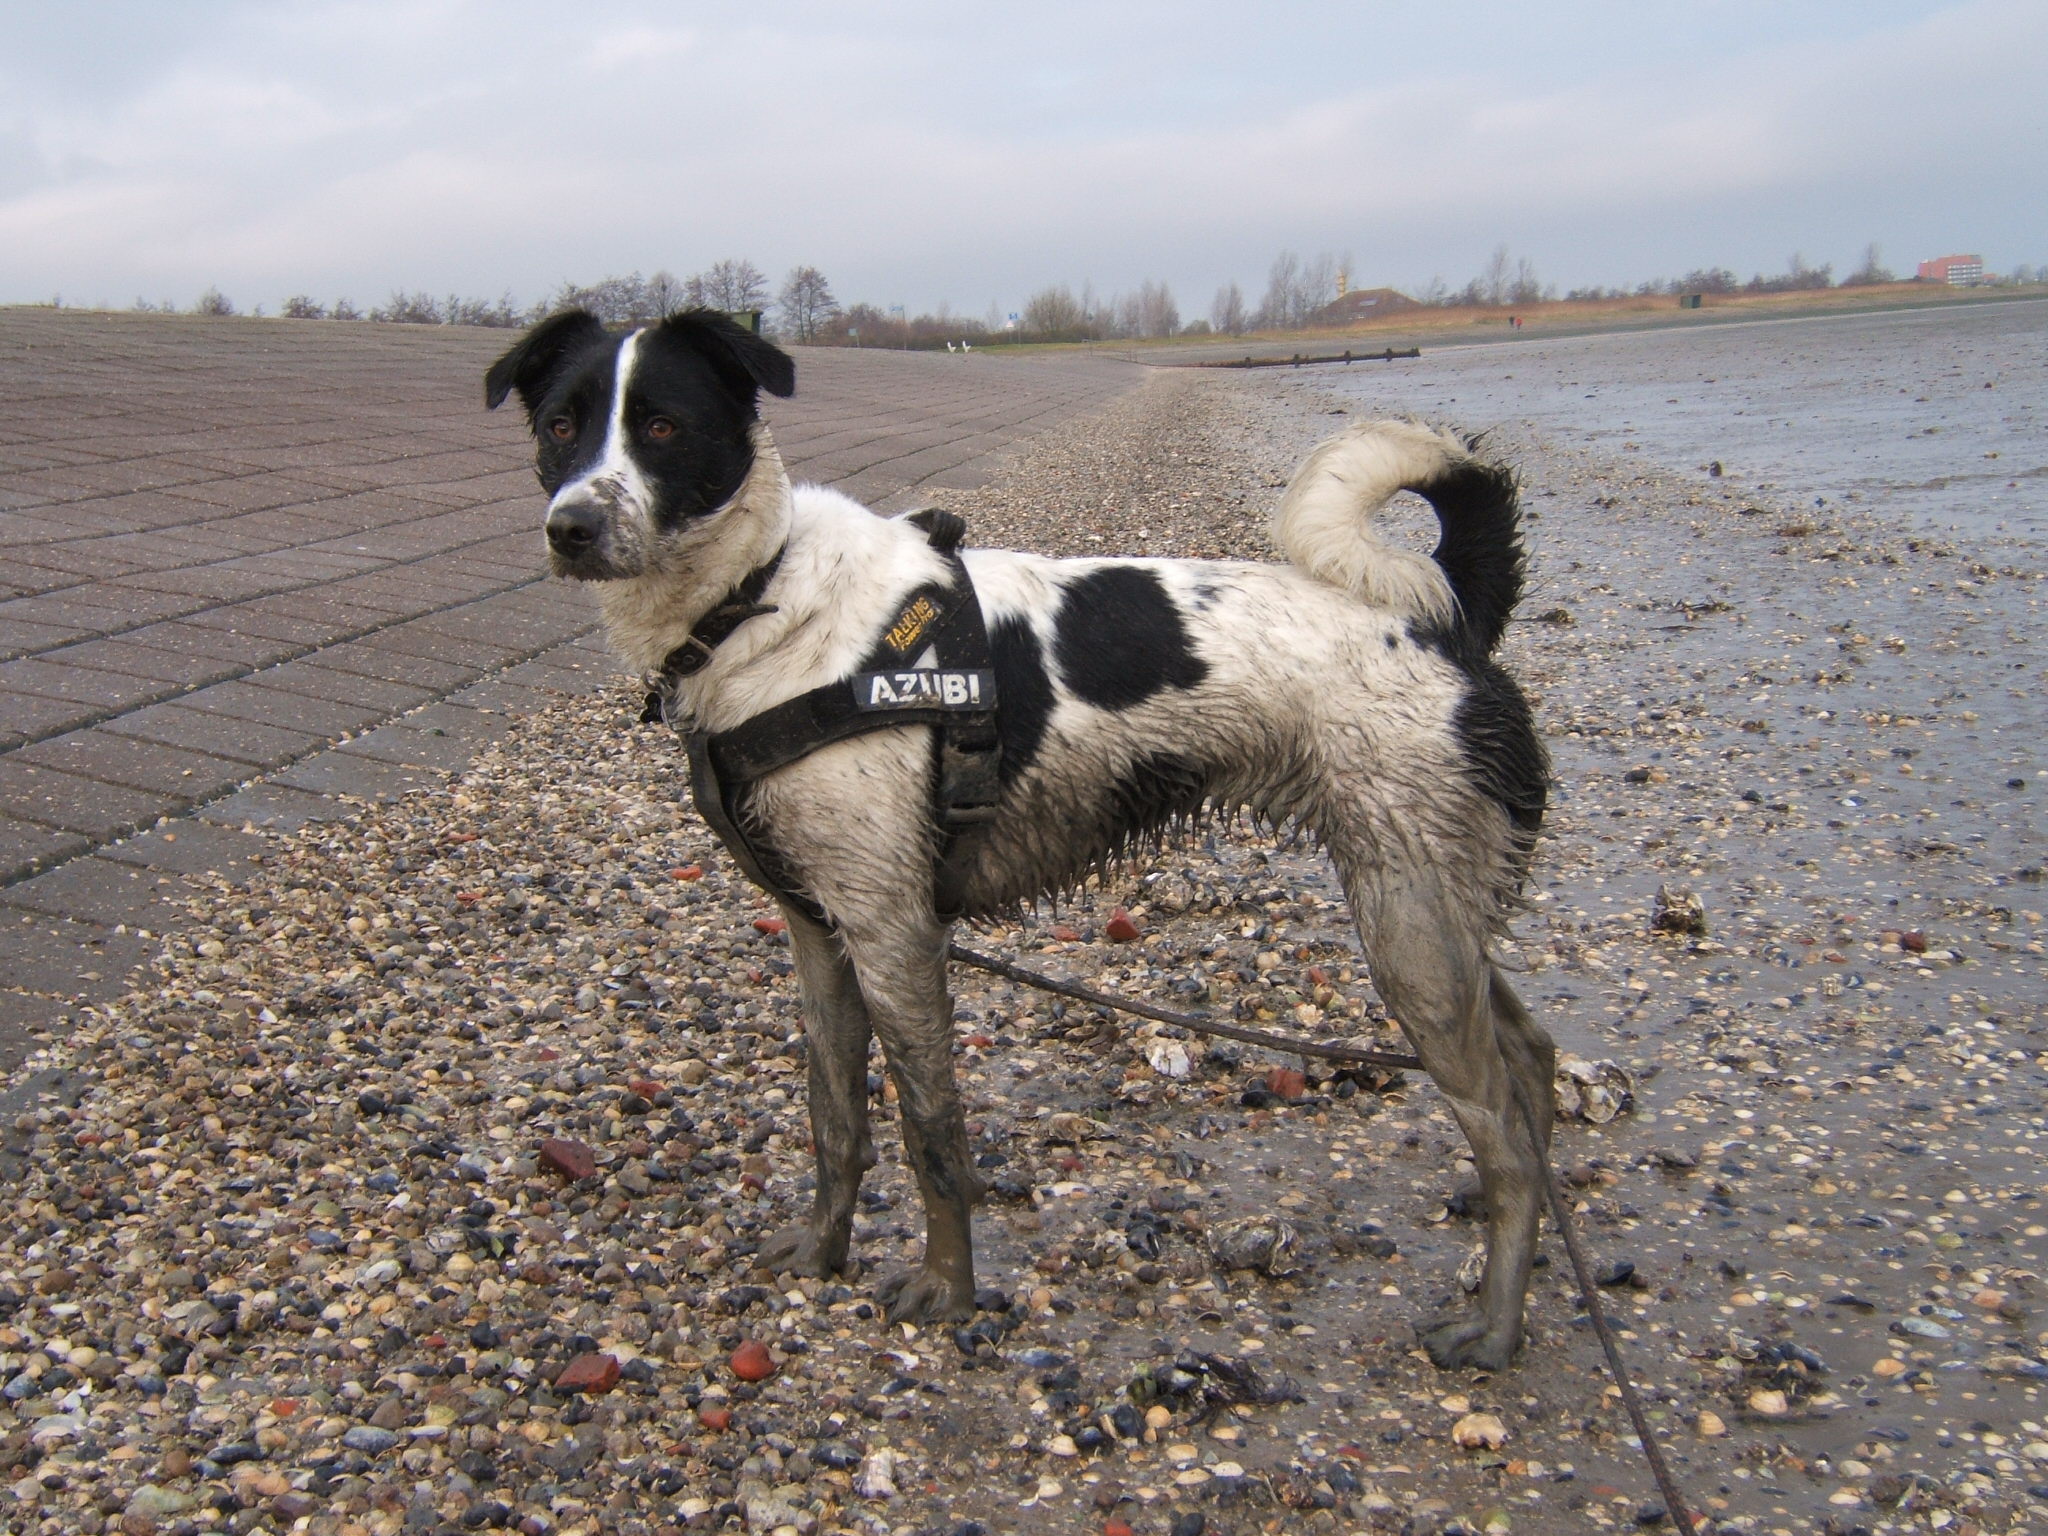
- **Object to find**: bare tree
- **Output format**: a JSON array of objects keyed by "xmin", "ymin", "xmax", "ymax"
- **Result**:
[
  {"xmin": 371, "ymin": 291, "xmax": 442, "ymax": 324},
  {"xmin": 1135, "ymin": 279, "xmax": 1179, "ymax": 338},
  {"xmin": 1508, "ymin": 256, "xmax": 1544, "ymax": 306},
  {"xmin": 1021, "ymin": 284, "xmax": 1087, "ymax": 339},
  {"xmin": 281, "ymin": 295, "xmax": 326, "ymax": 319},
  {"xmin": 1481, "ymin": 244, "xmax": 1513, "ymax": 306},
  {"xmin": 644, "ymin": 270, "xmax": 687, "ymax": 316},
  {"xmin": 192, "ymin": 288, "xmax": 235, "ymax": 316},
  {"xmin": 777, "ymin": 266, "xmax": 838, "ymax": 341},
  {"xmin": 1259, "ymin": 251, "xmax": 1300, "ymax": 326},
  {"xmin": 1211, "ymin": 281, "xmax": 1246, "ymax": 334},
  {"xmin": 332, "ymin": 298, "xmax": 363, "ymax": 321},
  {"xmin": 1843, "ymin": 243, "xmax": 1894, "ymax": 287},
  {"xmin": 694, "ymin": 258, "xmax": 768, "ymax": 313}
]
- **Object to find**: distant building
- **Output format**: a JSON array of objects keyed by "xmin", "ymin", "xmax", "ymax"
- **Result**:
[
  {"xmin": 1310, "ymin": 288, "xmax": 1419, "ymax": 325},
  {"xmin": 1917, "ymin": 254, "xmax": 1985, "ymax": 286}
]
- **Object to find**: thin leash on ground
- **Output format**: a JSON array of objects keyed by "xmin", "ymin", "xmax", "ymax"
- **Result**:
[{"xmin": 947, "ymin": 941, "xmax": 1703, "ymax": 1533}]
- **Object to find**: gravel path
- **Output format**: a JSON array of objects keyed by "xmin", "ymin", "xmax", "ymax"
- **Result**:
[{"xmin": 0, "ymin": 358, "xmax": 2042, "ymax": 1536}]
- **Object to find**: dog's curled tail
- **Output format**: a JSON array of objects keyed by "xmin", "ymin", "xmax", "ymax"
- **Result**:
[{"xmin": 1271, "ymin": 419, "xmax": 1524, "ymax": 656}]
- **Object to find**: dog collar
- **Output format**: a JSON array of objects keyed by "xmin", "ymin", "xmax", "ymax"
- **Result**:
[{"xmin": 657, "ymin": 546, "xmax": 786, "ymax": 684}]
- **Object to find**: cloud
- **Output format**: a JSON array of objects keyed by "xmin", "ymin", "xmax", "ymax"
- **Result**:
[{"xmin": 0, "ymin": 0, "xmax": 2041, "ymax": 311}]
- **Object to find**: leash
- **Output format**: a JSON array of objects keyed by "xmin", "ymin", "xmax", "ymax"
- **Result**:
[{"xmin": 945, "ymin": 941, "xmax": 1703, "ymax": 1533}]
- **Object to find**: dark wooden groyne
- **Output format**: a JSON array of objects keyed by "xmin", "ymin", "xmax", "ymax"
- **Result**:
[{"xmin": 1187, "ymin": 346, "xmax": 1422, "ymax": 370}]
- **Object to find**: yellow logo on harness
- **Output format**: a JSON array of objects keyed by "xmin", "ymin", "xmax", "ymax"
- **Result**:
[{"xmin": 885, "ymin": 596, "xmax": 940, "ymax": 654}]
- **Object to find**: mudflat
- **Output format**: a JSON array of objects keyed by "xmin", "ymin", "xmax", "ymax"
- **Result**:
[{"xmin": 0, "ymin": 306, "xmax": 2041, "ymax": 1535}]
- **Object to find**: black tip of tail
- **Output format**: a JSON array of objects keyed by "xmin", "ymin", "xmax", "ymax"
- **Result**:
[{"xmin": 1418, "ymin": 455, "xmax": 1525, "ymax": 659}]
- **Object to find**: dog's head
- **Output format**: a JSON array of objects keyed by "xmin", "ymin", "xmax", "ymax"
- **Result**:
[{"xmin": 485, "ymin": 308, "xmax": 796, "ymax": 581}]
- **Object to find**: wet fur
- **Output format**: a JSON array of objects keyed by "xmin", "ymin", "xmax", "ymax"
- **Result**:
[{"xmin": 488, "ymin": 311, "xmax": 1557, "ymax": 1371}]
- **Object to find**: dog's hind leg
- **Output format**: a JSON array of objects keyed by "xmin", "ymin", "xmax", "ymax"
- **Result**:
[
  {"xmin": 758, "ymin": 908, "xmax": 877, "ymax": 1279},
  {"xmin": 842, "ymin": 920, "xmax": 986, "ymax": 1324},
  {"xmin": 1339, "ymin": 855, "xmax": 1553, "ymax": 1371}
]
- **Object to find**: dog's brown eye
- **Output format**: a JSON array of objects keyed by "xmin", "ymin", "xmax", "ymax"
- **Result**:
[
  {"xmin": 547, "ymin": 417, "xmax": 575, "ymax": 442},
  {"xmin": 645, "ymin": 417, "xmax": 675, "ymax": 441}
]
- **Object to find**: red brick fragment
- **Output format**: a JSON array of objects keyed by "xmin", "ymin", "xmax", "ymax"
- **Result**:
[
  {"xmin": 698, "ymin": 1406, "xmax": 732, "ymax": 1432},
  {"xmin": 1052, "ymin": 924, "xmax": 1082, "ymax": 942},
  {"xmin": 1266, "ymin": 1066, "xmax": 1308, "ymax": 1100},
  {"xmin": 555, "ymin": 1352, "xmax": 620, "ymax": 1394},
  {"xmin": 728, "ymin": 1339, "xmax": 776, "ymax": 1382},
  {"xmin": 1105, "ymin": 908, "xmax": 1142, "ymax": 943},
  {"xmin": 538, "ymin": 1137, "xmax": 598, "ymax": 1182},
  {"xmin": 670, "ymin": 864, "xmax": 703, "ymax": 881},
  {"xmin": 628, "ymin": 1079, "xmax": 662, "ymax": 1099},
  {"xmin": 753, "ymin": 915, "xmax": 787, "ymax": 935}
]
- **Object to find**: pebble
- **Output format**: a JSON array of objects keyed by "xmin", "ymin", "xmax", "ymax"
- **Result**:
[
  {"xmin": 729, "ymin": 1338, "xmax": 777, "ymax": 1381},
  {"xmin": 554, "ymin": 1351, "xmax": 621, "ymax": 1394}
]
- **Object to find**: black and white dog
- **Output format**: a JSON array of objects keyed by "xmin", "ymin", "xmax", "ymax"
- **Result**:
[{"xmin": 487, "ymin": 309, "xmax": 1555, "ymax": 1370}]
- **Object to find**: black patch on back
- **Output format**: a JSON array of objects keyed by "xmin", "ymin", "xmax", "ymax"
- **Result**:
[
  {"xmin": 989, "ymin": 615, "xmax": 1054, "ymax": 784},
  {"xmin": 1452, "ymin": 658, "xmax": 1549, "ymax": 865},
  {"xmin": 1052, "ymin": 566, "xmax": 1207, "ymax": 710}
]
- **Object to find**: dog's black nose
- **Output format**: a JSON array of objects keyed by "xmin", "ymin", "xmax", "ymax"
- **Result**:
[{"xmin": 546, "ymin": 501, "xmax": 603, "ymax": 556}]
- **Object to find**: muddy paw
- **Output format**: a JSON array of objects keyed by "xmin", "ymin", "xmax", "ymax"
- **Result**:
[
  {"xmin": 756, "ymin": 1222, "xmax": 847, "ymax": 1279},
  {"xmin": 873, "ymin": 1265, "xmax": 974, "ymax": 1324},
  {"xmin": 1421, "ymin": 1314, "xmax": 1520, "ymax": 1372}
]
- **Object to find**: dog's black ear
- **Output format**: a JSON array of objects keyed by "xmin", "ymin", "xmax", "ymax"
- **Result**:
[
  {"xmin": 484, "ymin": 309, "xmax": 607, "ymax": 414},
  {"xmin": 658, "ymin": 308, "xmax": 797, "ymax": 404}
]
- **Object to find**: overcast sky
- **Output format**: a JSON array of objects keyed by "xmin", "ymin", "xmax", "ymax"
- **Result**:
[{"xmin": 3, "ymin": 0, "xmax": 2043, "ymax": 317}]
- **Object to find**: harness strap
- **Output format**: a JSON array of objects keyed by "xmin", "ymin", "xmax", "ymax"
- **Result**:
[{"xmin": 668, "ymin": 517, "xmax": 1000, "ymax": 926}]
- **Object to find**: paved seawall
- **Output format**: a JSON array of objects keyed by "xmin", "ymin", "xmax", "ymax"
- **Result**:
[{"xmin": 0, "ymin": 311, "xmax": 1136, "ymax": 1064}]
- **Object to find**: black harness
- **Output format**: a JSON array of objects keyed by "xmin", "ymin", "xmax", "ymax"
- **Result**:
[{"xmin": 646, "ymin": 512, "xmax": 1000, "ymax": 927}]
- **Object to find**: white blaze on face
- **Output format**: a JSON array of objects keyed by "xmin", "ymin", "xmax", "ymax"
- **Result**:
[{"xmin": 547, "ymin": 328, "xmax": 650, "ymax": 523}]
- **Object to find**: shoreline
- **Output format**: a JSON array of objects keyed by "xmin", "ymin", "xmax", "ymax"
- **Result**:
[{"xmin": 0, "ymin": 350, "xmax": 2041, "ymax": 1535}]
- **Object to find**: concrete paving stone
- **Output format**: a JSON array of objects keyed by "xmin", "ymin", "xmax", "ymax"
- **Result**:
[
  {"xmin": 155, "ymin": 471, "xmax": 342, "ymax": 514},
  {"xmin": 0, "ymin": 854, "xmax": 193, "ymax": 932},
  {"xmin": 315, "ymin": 640, "xmax": 481, "ymax": 692},
  {"xmin": 235, "ymin": 591, "xmax": 397, "ymax": 634},
  {"xmin": 259, "ymin": 661, "xmax": 434, "ymax": 714},
  {"xmin": 197, "ymin": 781, "xmax": 344, "ymax": 833},
  {"xmin": 444, "ymin": 677, "xmax": 583, "ymax": 716},
  {"xmin": 1, "ymin": 586, "xmax": 214, "ymax": 634},
  {"xmin": 98, "ymin": 819, "xmax": 266, "ymax": 880},
  {"xmin": 490, "ymin": 656, "xmax": 624, "ymax": 696},
  {"xmin": 233, "ymin": 553, "xmax": 405, "ymax": 590},
  {"xmin": 0, "ymin": 816, "xmax": 91, "ymax": 887},
  {"xmin": 335, "ymin": 723, "xmax": 488, "ymax": 772},
  {"xmin": 271, "ymin": 748, "xmax": 442, "ymax": 802},
  {"xmin": 0, "ymin": 991, "xmax": 78, "ymax": 1063},
  {"xmin": 356, "ymin": 624, "xmax": 518, "ymax": 673},
  {"xmin": 121, "ymin": 619, "xmax": 296, "ymax": 667},
  {"xmin": 50, "ymin": 637, "xmax": 247, "ymax": 689},
  {"xmin": 107, "ymin": 562, "xmax": 298, "ymax": 603},
  {"xmin": 99, "ymin": 699, "xmax": 326, "ymax": 768},
  {"xmin": 183, "ymin": 602, "xmax": 352, "ymax": 647},
  {"xmin": 0, "ymin": 657, "xmax": 166, "ymax": 710},
  {"xmin": 176, "ymin": 677, "xmax": 380, "ymax": 739},
  {"xmin": 0, "ymin": 907, "xmax": 154, "ymax": 999},
  {"xmin": 13, "ymin": 730, "xmax": 250, "ymax": 803},
  {"xmin": 0, "ymin": 689, "xmax": 100, "ymax": 750},
  {"xmin": 0, "ymin": 619, "xmax": 93, "ymax": 661},
  {"xmin": 388, "ymin": 701, "xmax": 514, "ymax": 743}
]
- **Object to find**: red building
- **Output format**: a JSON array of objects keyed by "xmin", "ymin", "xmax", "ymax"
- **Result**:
[{"xmin": 1917, "ymin": 254, "xmax": 1985, "ymax": 286}]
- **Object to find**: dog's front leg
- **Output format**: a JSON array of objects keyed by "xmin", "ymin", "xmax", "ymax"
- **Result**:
[
  {"xmin": 846, "ymin": 921, "xmax": 986, "ymax": 1324},
  {"xmin": 759, "ymin": 908, "xmax": 877, "ymax": 1279}
]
